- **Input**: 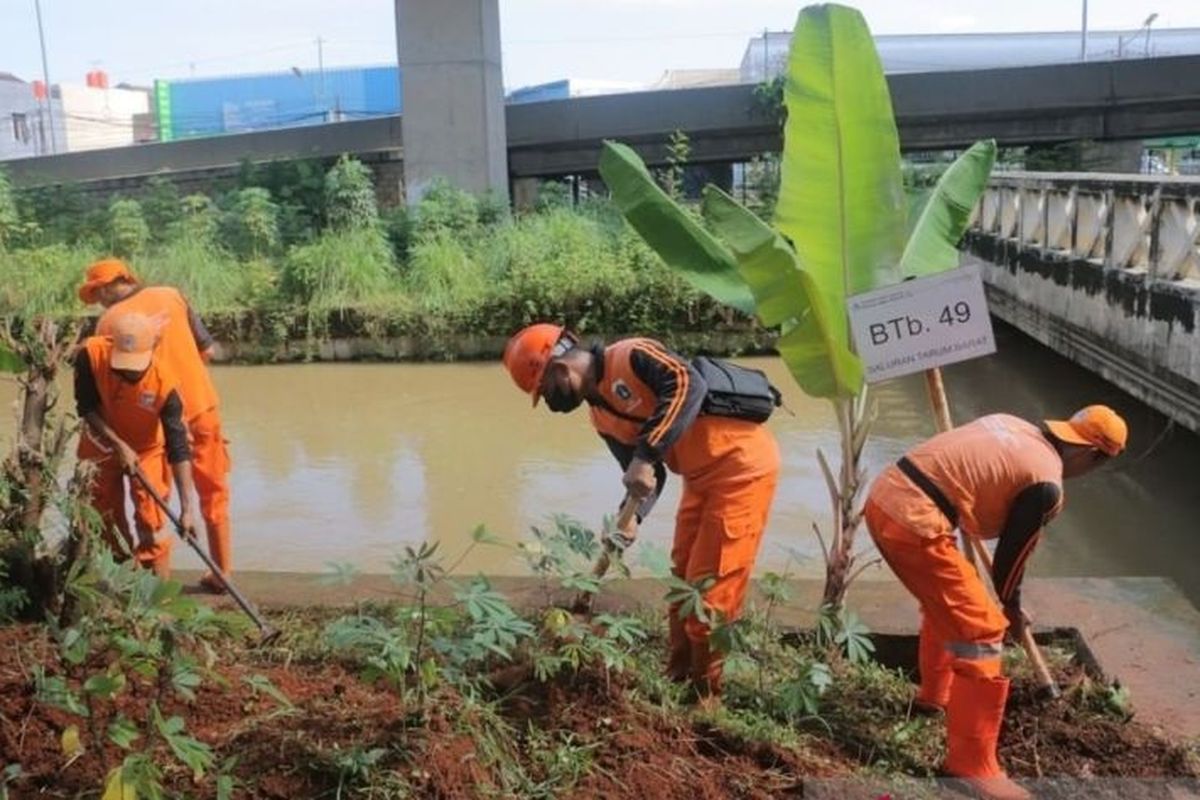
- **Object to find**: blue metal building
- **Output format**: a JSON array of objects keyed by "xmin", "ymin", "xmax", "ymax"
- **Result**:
[{"xmin": 155, "ymin": 65, "xmax": 400, "ymax": 141}]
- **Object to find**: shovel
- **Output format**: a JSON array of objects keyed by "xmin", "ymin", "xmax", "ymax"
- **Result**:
[
  {"xmin": 132, "ymin": 466, "xmax": 280, "ymax": 645},
  {"xmin": 570, "ymin": 494, "xmax": 641, "ymax": 615}
]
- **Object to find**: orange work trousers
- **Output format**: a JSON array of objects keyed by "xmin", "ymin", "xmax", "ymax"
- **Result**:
[
  {"xmin": 85, "ymin": 449, "xmax": 174, "ymax": 577},
  {"xmin": 667, "ymin": 419, "xmax": 780, "ymax": 686},
  {"xmin": 189, "ymin": 408, "xmax": 232, "ymax": 575},
  {"xmin": 863, "ymin": 497, "xmax": 1007, "ymax": 699}
]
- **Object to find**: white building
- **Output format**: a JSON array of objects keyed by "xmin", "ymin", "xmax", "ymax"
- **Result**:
[
  {"xmin": 740, "ymin": 27, "xmax": 1200, "ymax": 82},
  {"xmin": 0, "ymin": 73, "xmax": 64, "ymax": 160},
  {"xmin": 57, "ymin": 80, "xmax": 151, "ymax": 153}
]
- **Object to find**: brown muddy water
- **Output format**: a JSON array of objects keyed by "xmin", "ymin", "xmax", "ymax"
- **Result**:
[{"xmin": 3, "ymin": 323, "xmax": 1199, "ymax": 605}]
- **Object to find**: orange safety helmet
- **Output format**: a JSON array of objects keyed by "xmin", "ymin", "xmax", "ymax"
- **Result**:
[{"xmin": 503, "ymin": 323, "xmax": 567, "ymax": 406}]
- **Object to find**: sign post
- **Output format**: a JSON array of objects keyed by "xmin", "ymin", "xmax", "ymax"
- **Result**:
[{"xmin": 847, "ymin": 263, "xmax": 995, "ymax": 385}]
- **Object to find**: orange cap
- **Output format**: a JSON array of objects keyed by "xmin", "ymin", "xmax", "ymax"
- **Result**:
[
  {"xmin": 79, "ymin": 258, "xmax": 137, "ymax": 305},
  {"xmin": 503, "ymin": 323, "xmax": 566, "ymax": 407},
  {"xmin": 1045, "ymin": 405, "xmax": 1128, "ymax": 457},
  {"xmin": 109, "ymin": 313, "xmax": 158, "ymax": 372}
]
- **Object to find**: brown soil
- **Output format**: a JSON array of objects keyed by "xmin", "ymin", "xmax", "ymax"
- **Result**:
[
  {"xmin": 2, "ymin": 623, "xmax": 1195, "ymax": 799},
  {"xmin": 0, "ymin": 624, "xmax": 849, "ymax": 799},
  {"xmin": 1000, "ymin": 663, "xmax": 1197, "ymax": 780}
]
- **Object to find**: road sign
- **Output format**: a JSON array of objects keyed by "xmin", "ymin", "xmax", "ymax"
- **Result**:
[{"xmin": 847, "ymin": 264, "xmax": 996, "ymax": 384}]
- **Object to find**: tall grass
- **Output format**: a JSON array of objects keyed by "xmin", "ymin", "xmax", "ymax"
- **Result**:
[
  {"xmin": 280, "ymin": 227, "xmax": 400, "ymax": 310},
  {"xmin": 0, "ymin": 243, "xmax": 95, "ymax": 318},
  {"xmin": 137, "ymin": 239, "xmax": 249, "ymax": 312}
]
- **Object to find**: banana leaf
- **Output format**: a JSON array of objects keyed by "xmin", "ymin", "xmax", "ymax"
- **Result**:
[
  {"xmin": 775, "ymin": 4, "xmax": 907, "ymax": 304},
  {"xmin": 899, "ymin": 139, "xmax": 997, "ymax": 278},
  {"xmin": 702, "ymin": 186, "xmax": 862, "ymax": 398},
  {"xmin": 598, "ymin": 141, "xmax": 755, "ymax": 315}
]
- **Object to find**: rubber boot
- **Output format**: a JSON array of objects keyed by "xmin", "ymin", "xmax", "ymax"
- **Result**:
[
  {"xmin": 915, "ymin": 615, "xmax": 954, "ymax": 715},
  {"xmin": 690, "ymin": 637, "xmax": 724, "ymax": 709},
  {"xmin": 666, "ymin": 606, "xmax": 691, "ymax": 682},
  {"xmin": 944, "ymin": 672, "xmax": 1030, "ymax": 800},
  {"xmin": 199, "ymin": 521, "xmax": 232, "ymax": 594}
]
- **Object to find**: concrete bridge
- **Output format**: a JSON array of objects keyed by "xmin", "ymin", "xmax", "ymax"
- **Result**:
[
  {"xmin": 6, "ymin": 53, "xmax": 1200, "ymax": 200},
  {"xmin": 964, "ymin": 172, "xmax": 1200, "ymax": 433}
]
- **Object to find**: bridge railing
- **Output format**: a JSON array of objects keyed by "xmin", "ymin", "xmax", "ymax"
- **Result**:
[{"xmin": 971, "ymin": 172, "xmax": 1200, "ymax": 283}]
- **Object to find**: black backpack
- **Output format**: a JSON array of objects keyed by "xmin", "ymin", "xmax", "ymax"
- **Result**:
[{"xmin": 692, "ymin": 356, "xmax": 782, "ymax": 424}]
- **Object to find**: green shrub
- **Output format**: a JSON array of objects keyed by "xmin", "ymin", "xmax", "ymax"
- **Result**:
[
  {"xmin": 139, "ymin": 239, "xmax": 255, "ymax": 312},
  {"xmin": 0, "ymin": 169, "xmax": 19, "ymax": 249},
  {"xmin": 404, "ymin": 234, "xmax": 486, "ymax": 313},
  {"xmin": 109, "ymin": 198, "xmax": 150, "ymax": 258},
  {"xmin": 141, "ymin": 177, "xmax": 182, "ymax": 242},
  {"xmin": 411, "ymin": 179, "xmax": 478, "ymax": 243},
  {"xmin": 324, "ymin": 155, "xmax": 379, "ymax": 231},
  {"xmin": 223, "ymin": 188, "xmax": 279, "ymax": 259},
  {"xmin": 280, "ymin": 227, "xmax": 397, "ymax": 308},
  {"xmin": 173, "ymin": 194, "xmax": 220, "ymax": 245},
  {"xmin": 0, "ymin": 243, "xmax": 95, "ymax": 317}
]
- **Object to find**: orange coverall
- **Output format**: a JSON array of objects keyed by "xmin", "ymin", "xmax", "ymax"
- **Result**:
[
  {"xmin": 96, "ymin": 287, "xmax": 232, "ymax": 576},
  {"xmin": 76, "ymin": 337, "xmax": 189, "ymax": 575},
  {"xmin": 864, "ymin": 414, "xmax": 1063, "ymax": 780},
  {"xmin": 588, "ymin": 338, "xmax": 780, "ymax": 694}
]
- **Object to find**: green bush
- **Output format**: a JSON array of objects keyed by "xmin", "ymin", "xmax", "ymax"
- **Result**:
[
  {"xmin": 173, "ymin": 194, "xmax": 220, "ymax": 245},
  {"xmin": 141, "ymin": 177, "xmax": 182, "ymax": 243},
  {"xmin": 324, "ymin": 155, "xmax": 379, "ymax": 232},
  {"xmin": 109, "ymin": 198, "xmax": 150, "ymax": 258},
  {"xmin": 411, "ymin": 179, "xmax": 479, "ymax": 243},
  {"xmin": 138, "ymin": 239, "xmax": 251, "ymax": 312},
  {"xmin": 404, "ymin": 234, "xmax": 486, "ymax": 313},
  {"xmin": 280, "ymin": 227, "xmax": 398, "ymax": 309},
  {"xmin": 0, "ymin": 243, "xmax": 94, "ymax": 317},
  {"xmin": 0, "ymin": 169, "xmax": 19, "ymax": 249},
  {"xmin": 223, "ymin": 188, "xmax": 279, "ymax": 259}
]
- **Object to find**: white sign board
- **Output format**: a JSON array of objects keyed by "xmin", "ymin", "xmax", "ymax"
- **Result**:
[{"xmin": 847, "ymin": 264, "xmax": 996, "ymax": 384}]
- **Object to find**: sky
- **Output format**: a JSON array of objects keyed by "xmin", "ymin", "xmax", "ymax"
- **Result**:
[{"xmin": 3, "ymin": 0, "xmax": 1199, "ymax": 91}]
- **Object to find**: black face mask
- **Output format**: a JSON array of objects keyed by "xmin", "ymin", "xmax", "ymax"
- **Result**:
[{"xmin": 546, "ymin": 384, "xmax": 583, "ymax": 413}]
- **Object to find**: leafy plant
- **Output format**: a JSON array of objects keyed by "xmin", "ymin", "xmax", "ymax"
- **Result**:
[
  {"xmin": 324, "ymin": 155, "xmax": 379, "ymax": 232},
  {"xmin": 140, "ymin": 177, "xmax": 182, "ymax": 243},
  {"xmin": 280, "ymin": 226, "xmax": 395, "ymax": 309},
  {"xmin": 109, "ymin": 198, "xmax": 150, "ymax": 258},
  {"xmin": 224, "ymin": 187, "xmax": 279, "ymax": 259},
  {"xmin": 660, "ymin": 129, "xmax": 692, "ymax": 201},
  {"xmin": 0, "ymin": 168, "xmax": 19, "ymax": 249},
  {"xmin": 32, "ymin": 546, "xmax": 241, "ymax": 799}
]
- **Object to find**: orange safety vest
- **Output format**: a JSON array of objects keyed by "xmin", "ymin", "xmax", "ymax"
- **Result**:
[
  {"xmin": 97, "ymin": 287, "xmax": 218, "ymax": 421},
  {"xmin": 588, "ymin": 338, "xmax": 761, "ymax": 479},
  {"xmin": 872, "ymin": 414, "xmax": 1063, "ymax": 539},
  {"xmin": 80, "ymin": 336, "xmax": 180, "ymax": 455}
]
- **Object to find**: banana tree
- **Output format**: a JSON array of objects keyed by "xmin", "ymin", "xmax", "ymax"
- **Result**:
[{"xmin": 600, "ymin": 3, "xmax": 996, "ymax": 609}]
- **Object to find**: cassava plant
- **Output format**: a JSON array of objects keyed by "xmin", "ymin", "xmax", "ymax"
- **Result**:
[
  {"xmin": 600, "ymin": 3, "xmax": 996, "ymax": 609},
  {"xmin": 33, "ymin": 546, "xmax": 258, "ymax": 799}
]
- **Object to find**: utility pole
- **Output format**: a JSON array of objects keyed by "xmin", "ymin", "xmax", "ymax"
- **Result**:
[
  {"xmin": 316, "ymin": 36, "xmax": 327, "ymax": 121},
  {"xmin": 1079, "ymin": 0, "xmax": 1089, "ymax": 61},
  {"xmin": 33, "ymin": 0, "xmax": 57, "ymax": 154}
]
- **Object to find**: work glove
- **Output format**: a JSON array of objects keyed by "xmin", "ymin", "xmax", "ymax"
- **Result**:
[{"xmin": 1004, "ymin": 601, "xmax": 1031, "ymax": 642}]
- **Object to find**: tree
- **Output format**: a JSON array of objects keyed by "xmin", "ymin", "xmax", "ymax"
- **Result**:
[
  {"xmin": 324, "ymin": 155, "xmax": 379, "ymax": 232},
  {"xmin": 109, "ymin": 198, "xmax": 150, "ymax": 258}
]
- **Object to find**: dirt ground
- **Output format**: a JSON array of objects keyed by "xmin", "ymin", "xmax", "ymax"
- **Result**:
[{"xmin": 2, "ymin": 622, "xmax": 1196, "ymax": 799}]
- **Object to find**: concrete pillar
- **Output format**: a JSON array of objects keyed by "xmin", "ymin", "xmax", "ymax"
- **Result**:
[{"xmin": 396, "ymin": 0, "xmax": 509, "ymax": 204}]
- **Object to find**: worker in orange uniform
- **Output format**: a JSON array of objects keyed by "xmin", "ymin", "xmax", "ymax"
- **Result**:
[
  {"xmin": 74, "ymin": 312, "xmax": 199, "ymax": 578},
  {"xmin": 504, "ymin": 324, "xmax": 781, "ymax": 700},
  {"xmin": 79, "ymin": 258, "xmax": 232, "ymax": 592},
  {"xmin": 864, "ymin": 407, "xmax": 1127, "ymax": 800}
]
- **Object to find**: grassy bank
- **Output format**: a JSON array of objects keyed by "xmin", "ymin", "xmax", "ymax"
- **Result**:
[{"xmin": 1, "ymin": 162, "xmax": 754, "ymax": 358}]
